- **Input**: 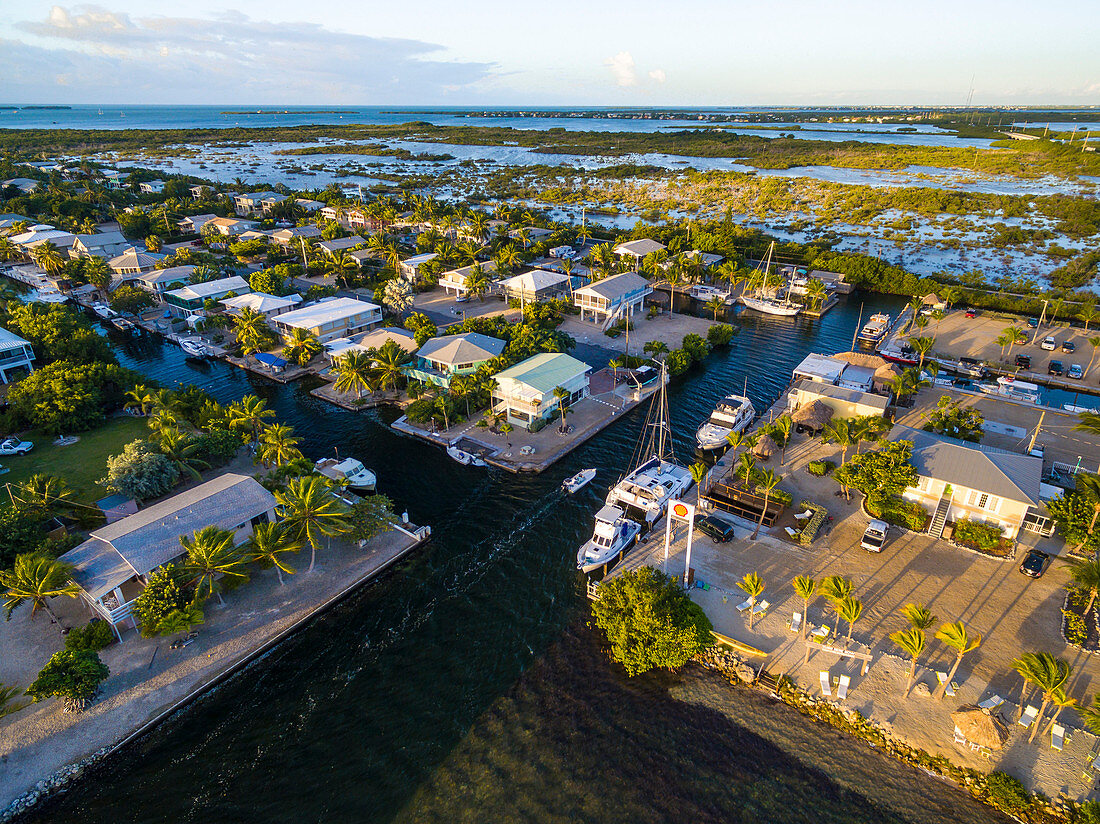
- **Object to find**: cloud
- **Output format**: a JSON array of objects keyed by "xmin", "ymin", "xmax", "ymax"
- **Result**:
[
  {"xmin": 0, "ymin": 5, "xmax": 495, "ymax": 104},
  {"xmin": 604, "ymin": 51, "xmax": 636, "ymax": 87},
  {"xmin": 648, "ymin": 69, "xmax": 666, "ymax": 84}
]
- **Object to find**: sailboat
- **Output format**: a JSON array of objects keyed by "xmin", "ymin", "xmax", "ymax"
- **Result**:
[
  {"xmin": 602, "ymin": 361, "xmax": 694, "ymax": 527},
  {"xmin": 739, "ymin": 241, "xmax": 801, "ymax": 317}
]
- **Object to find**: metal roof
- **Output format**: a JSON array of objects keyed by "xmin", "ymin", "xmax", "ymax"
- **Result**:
[
  {"xmin": 493, "ymin": 352, "xmax": 590, "ymax": 395},
  {"xmin": 220, "ymin": 291, "xmax": 300, "ymax": 313},
  {"xmin": 0, "ymin": 326, "xmax": 32, "ymax": 352},
  {"xmin": 892, "ymin": 425, "xmax": 1042, "ymax": 505},
  {"xmin": 417, "ymin": 332, "xmax": 505, "ymax": 365},
  {"xmin": 791, "ymin": 379, "xmax": 889, "ymax": 411},
  {"xmin": 275, "ymin": 297, "xmax": 380, "ymax": 328},
  {"xmin": 500, "ymin": 269, "xmax": 571, "ymax": 292},
  {"xmin": 574, "ymin": 271, "xmax": 650, "ymax": 301},
  {"xmin": 613, "ymin": 238, "xmax": 666, "ymax": 257},
  {"xmin": 167, "ymin": 275, "xmax": 250, "ymax": 300}
]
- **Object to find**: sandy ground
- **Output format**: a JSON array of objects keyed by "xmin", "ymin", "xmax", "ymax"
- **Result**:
[
  {"xmin": 558, "ymin": 309, "xmax": 718, "ymax": 357},
  {"xmin": 607, "ymin": 404, "xmax": 1100, "ymax": 801},
  {"xmin": 0, "ymin": 525, "xmax": 425, "ymax": 811}
]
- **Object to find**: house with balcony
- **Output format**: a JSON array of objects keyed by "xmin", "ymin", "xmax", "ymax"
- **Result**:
[
  {"xmin": 177, "ymin": 213, "xmax": 218, "ymax": 234},
  {"xmin": 893, "ymin": 425, "xmax": 1044, "ymax": 541},
  {"xmin": 439, "ymin": 261, "xmax": 498, "ymax": 299},
  {"xmin": 136, "ymin": 265, "xmax": 196, "ymax": 295},
  {"xmin": 101, "ymin": 170, "xmax": 129, "ymax": 190},
  {"xmin": 296, "ymin": 198, "xmax": 325, "ymax": 213},
  {"xmin": 316, "ymin": 235, "xmax": 366, "ymax": 258},
  {"xmin": 406, "ymin": 332, "xmax": 505, "ymax": 388},
  {"xmin": 59, "ymin": 473, "xmax": 277, "ymax": 640},
  {"xmin": 165, "ymin": 275, "xmax": 250, "ymax": 318},
  {"xmin": 108, "ymin": 247, "xmax": 167, "ymax": 279},
  {"xmin": 491, "ymin": 353, "xmax": 590, "ymax": 431},
  {"xmin": 234, "ymin": 191, "xmax": 287, "ymax": 217},
  {"xmin": 320, "ymin": 205, "xmax": 341, "ymax": 222},
  {"xmin": 2, "ymin": 178, "xmax": 42, "ymax": 195},
  {"xmin": 272, "ymin": 296, "xmax": 383, "ymax": 343},
  {"xmin": 613, "ymin": 238, "xmax": 666, "ymax": 265},
  {"xmin": 139, "ymin": 180, "xmax": 165, "ymax": 194},
  {"xmin": 324, "ymin": 327, "xmax": 418, "ymax": 364},
  {"xmin": 270, "ymin": 225, "xmax": 322, "ymax": 247},
  {"xmin": 499, "ymin": 269, "xmax": 572, "ymax": 307},
  {"xmin": 399, "ymin": 252, "xmax": 438, "ymax": 283},
  {"xmin": 0, "ymin": 327, "xmax": 36, "ymax": 383},
  {"xmin": 190, "ymin": 184, "xmax": 214, "ymax": 200},
  {"xmin": 220, "ymin": 291, "xmax": 301, "ymax": 319},
  {"xmin": 574, "ymin": 272, "xmax": 651, "ymax": 325},
  {"xmin": 203, "ymin": 216, "xmax": 259, "ymax": 237},
  {"xmin": 70, "ymin": 231, "xmax": 130, "ymax": 261}
]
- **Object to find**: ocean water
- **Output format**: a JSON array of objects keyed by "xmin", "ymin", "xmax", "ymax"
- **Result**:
[{"xmin": 12, "ymin": 296, "xmax": 1004, "ymax": 823}]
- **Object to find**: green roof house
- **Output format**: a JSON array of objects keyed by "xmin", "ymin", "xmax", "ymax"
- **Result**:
[{"xmin": 490, "ymin": 352, "xmax": 591, "ymax": 431}]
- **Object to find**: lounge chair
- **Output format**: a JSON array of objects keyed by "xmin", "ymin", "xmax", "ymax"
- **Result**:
[
  {"xmin": 820, "ymin": 671, "xmax": 832, "ymax": 697},
  {"xmin": 837, "ymin": 674, "xmax": 850, "ymax": 700},
  {"xmin": 788, "ymin": 612, "xmax": 803, "ymax": 633},
  {"xmin": 784, "ymin": 526, "xmax": 799, "ymax": 538},
  {"xmin": 811, "ymin": 625, "xmax": 830, "ymax": 640},
  {"xmin": 1052, "ymin": 724, "xmax": 1066, "ymax": 751},
  {"xmin": 736, "ymin": 599, "xmax": 753, "ymax": 613},
  {"xmin": 751, "ymin": 599, "xmax": 770, "ymax": 617},
  {"xmin": 936, "ymin": 672, "xmax": 957, "ymax": 697},
  {"xmin": 977, "ymin": 695, "xmax": 1004, "ymax": 710},
  {"xmin": 1019, "ymin": 705, "xmax": 1039, "ymax": 729},
  {"xmin": 953, "ymin": 726, "xmax": 968, "ymax": 745},
  {"xmin": 794, "ymin": 510, "xmax": 813, "ymax": 520}
]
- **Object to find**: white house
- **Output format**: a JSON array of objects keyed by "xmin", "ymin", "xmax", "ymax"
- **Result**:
[
  {"xmin": 220, "ymin": 291, "xmax": 302, "ymax": 318},
  {"xmin": 324, "ymin": 327, "xmax": 418, "ymax": 363},
  {"xmin": 316, "ymin": 235, "xmax": 365, "ymax": 257},
  {"xmin": 272, "ymin": 297, "xmax": 383, "ymax": 343},
  {"xmin": 574, "ymin": 272, "xmax": 652, "ymax": 324},
  {"xmin": 1, "ymin": 178, "xmax": 42, "ymax": 194},
  {"xmin": 203, "ymin": 217, "xmax": 259, "ymax": 237},
  {"xmin": 296, "ymin": 198, "xmax": 325, "ymax": 213},
  {"xmin": 894, "ymin": 425, "xmax": 1044, "ymax": 541},
  {"xmin": 613, "ymin": 238, "xmax": 666, "ymax": 263},
  {"xmin": 136, "ymin": 265, "xmax": 196, "ymax": 295},
  {"xmin": 786, "ymin": 380, "xmax": 889, "ymax": 421},
  {"xmin": 491, "ymin": 352, "xmax": 591, "ymax": 431},
  {"xmin": 0, "ymin": 327, "xmax": 36, "ymax": 383},
  {"xmin": 234, "ymin": 191, "xmax": 287, "ymax": 216},
  {"xmin": 165, "ymin": 275, "xmax": 250, "ymax": 318},
  {"xmin": 59, "ymin": 474, "xmax": 277, "ymax": 639},
  {"xmin": 439, "ymin": 261, "xmax": 498, "ymax": 298},
  {"xmin": 139, "ymin": 180, "xmax": 166, "ymax": 194},
  {"xmin": 499, "ymin": 269, "xmax": 572, "ymax": 306},
  {"xmin": 177, "ymin": 214, "xmax": 218, "ymax": 234},
  {"xmin": 399, "ymin": 252, "xmax": 438, "ymax": 283},
  {"xmin": 270, "ymin": 225, "xmax": 322, "ymax": 247},
  {"xmin": 190, "ymin": 184, "xmax": 214, "ymax": 200},
  {"xmin": 108, "ymin": 247, "xmax": 167, "ymax": 277}
]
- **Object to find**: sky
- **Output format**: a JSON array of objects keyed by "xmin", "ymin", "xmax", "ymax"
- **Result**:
[{"xmin": 0, "ymin": 1, "xmax": 1098, "ymax": 106}]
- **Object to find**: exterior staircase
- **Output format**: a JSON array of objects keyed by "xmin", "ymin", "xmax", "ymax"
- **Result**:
[{"xmin": 927, "ymin": 494, "xmax": 952, "ymax": 538}]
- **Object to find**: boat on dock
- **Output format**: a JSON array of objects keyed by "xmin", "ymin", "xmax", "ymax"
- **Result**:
[
  {"xmin": 91, "ymin": 302, "xmax": 117, "ymax": 320},
  {"xmin": 689, "ymin": 284, "xmax": 734, "ymax": 305},
  {"xmin": 446, "ymin": 443, "xmax": 487, "ymax": 467},
  {"xmin": 740, "ymin": 242, "xmax": 801, "ymax": 317},
  {"xmin": 977, "ymin": 376, "xmax": 1041, "ymax": 405},
  {"xmin": 576, "ymin": 504, "xmax": 642, "ymax": 574},
  {"xmin": 178, "ymin": 337, "xmax": 210, "ymax": 359},
  {"xmin": 563, "ymin": 468, "xmax": 596, "ymax": 494},
  {"xmin": 111, "ymin": 315, "xmax": 136, "ymax": 332},
  {"xmin": 856, "ymin": 313, "xmax": 891, "ymax": 346},
  {"xmin": 695, "ymin": 393, "xmax": 756, "ymax": 451},
  {"xmin": 314, "ymin": 457, "xmax": 377, "ymax": 491}
]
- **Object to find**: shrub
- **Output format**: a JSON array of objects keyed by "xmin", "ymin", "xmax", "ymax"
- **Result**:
[
  {"xmin": 807, "ymin": 460, "xmax": 835, "ymax": 476},
  {"xmin": 102, "ymin": 439, "xmax": 178, "ymax": 501},
  {"xmin": 665, "ymin": 348, "xmax": 693, "ymax": 376},
  {"xmin": 1077, "ymin": 800, "xmax": 1100, "ymax": 824},
  {"xmin": 795, "ymin": 501, "xmax": 828, "ymax": 546},
  {"xmin": 64, "ymin": 620, "xmax": 115, "ymax": 652},
  {"xmin": 867, "ymin": 495, "xmax": 928, "ymax": 531},
  {"xmin": 404, "ymin": 398, "xmax": 436, "ymax": 425},
  {"xmin": 26, "ymin": 649, "xmax": 109, "ymax": 712},
  {"xmin": 1064, "ymin": 608, "xmax": 1089, "ymax": 646},
  {"xmin": 190, "ymin": 428, "xmax": 246, "ymax": 467},
  {"xmin": 680, "ymin": 333, "xmax": 710, "ymax": 362},
  {"xmin": 982, "ymin": 771, "xmax": 1033, "ymax": 817},
  {"xmin": 130, "ymin": 564, "xmax": 189, "ymax": 638},
  {"xmin": 707, "ymin": 323, "xmax": 734, "ymax": 347},
  {"xmin": 953, "ymin": 518, "xmax": 1004, "ymax": 551}
]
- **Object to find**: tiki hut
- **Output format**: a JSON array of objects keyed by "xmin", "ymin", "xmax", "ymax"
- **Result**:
[
  {"xmin": 791, "ymin": 399, "xmax": 834, "ymax": 434},
  {"xmin": 832, "ymin": 351, "xmax": 902, "ymax": 393},
  {"xmin": 753, "ymin": 434, "xmax": 780, "ymax": 461},
  {"xmin": 951, "ymin": 706, "xmax": 1009, "ymax": 750}
]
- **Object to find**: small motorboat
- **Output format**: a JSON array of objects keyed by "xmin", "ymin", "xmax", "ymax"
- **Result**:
[
  {"xmin": 111, "ymin": 316, "xmax": 136, "ymax": 331},
  {"xmin": 447, "ymin": 444, "xmax": 486, "ymax": 467},
  {"xmin": 314, "ymin": 457, "xmax": 377, "ymax": 491},
  {"xmin": 91, "ymin": 302, "xmax": 117, "ymax": 319},
  {"xmin": 178, "ymin": 338, "xmax": 209, "ymax": 359},
  {"xmin": 563, "ymin": 468, "xmax": 596, "ymax": 494}
]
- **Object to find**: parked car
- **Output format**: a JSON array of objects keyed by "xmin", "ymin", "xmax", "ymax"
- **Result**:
[
  {"xmin": 1019, "ymin": 549, "xmax": 1049, "ymax": 578},
  {"xmin": 1015, "ymin": 354, "xmax": 1031, "ymax": 369},
  {"xmin": 965, "ymin": 308, "xmax": 978, "ymax": 319},
  {"xmin": 1040, "ymin": 336, "xmax": 1057, "ymax": 351},
  {"xmin": 0, "ymin": 438, "xmax": 33, "ymax": 455},
  {"xmin": 1049, "ymin": 360, "xmax": 1064, "ymax": 376},
  {"xmin": 1069, "ymin": 363, "xmax": 1084, "ymax": 379},
  {"xmin": 860, "ymin": 520, "xmax": 890, "ymax": 553},
  {"xmin": 1027, "ymin": 317, "xmax": 1040, "ymax": 328},
  {"xmin": 695, "ymin": 513, "xmax": 735, "ymax": 543},
  {"xmin": 1062, "ymin": 340, "xmax": 1076, "ymax": 353}
]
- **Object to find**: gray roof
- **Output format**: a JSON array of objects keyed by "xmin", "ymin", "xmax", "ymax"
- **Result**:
[
  {"xmin": 417, "ymin": 332, "xmax": 505, "ymax": 365},
  {"xmin": 892, "ymin": 425, "xmax": 1042, "ymax": 505},
  {"xmin": 138, "ymin": 265, "xmax": 196, "ymax": 285},
  {"xmin": 792, "ymin": 380, "xmax": 889, "ymax": 411},
  {"xmin": 317, "ymin": 235, "xmax": 365, "ymax": 253},
  {"xmin": 62, "ymin": 474, "xmax": 277, "ymax": 600},
  {"xmin": 614, "ymin": 238, "xmax": 666, "ymax": 257},
  {"xmin": 575, "ymin": 271, "xmax": 650, "ymax": 301},
  {"xmin": 0, "ymin": 326, "xmax": 31, "ymax": 353}
]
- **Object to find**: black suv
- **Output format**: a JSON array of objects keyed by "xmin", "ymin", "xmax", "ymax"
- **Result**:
[
  {"xmin": 1049, "ymin": 360, "xmax": 1064, "ymax": 376},
  {"xmin": 1019, "ymin": 549, "xmax": 1048, "ymax": 578},
  {"xmin": 695, "ymin": 514, "xmax": 735, "ymax": 543},
  {"xmin": 1015, "ymin": 354, "xmax": 1031, "ymax": 369},
  {"xmin": 1062, "ymin": 341, "xmax": 1076, "ymax": 353}
]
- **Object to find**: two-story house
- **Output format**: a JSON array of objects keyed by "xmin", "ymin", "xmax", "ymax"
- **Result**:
[
  {"xmin": 491, "ymin": 352, "xmax": 590, "ymax": 431},
  {"xmin": 405, "ymin": 332, "xmax": 505, "ymax": 388},
  {"xmin": 272, "ymin": 297, "xmax": 383, "ymax": 344},
  {"xmin": 573, "ymin": 272, "xmax": 652, "ymax": 325},
  {"xmin": 0, "ymin": 327, "xmax": 36, "ymax": 384}
]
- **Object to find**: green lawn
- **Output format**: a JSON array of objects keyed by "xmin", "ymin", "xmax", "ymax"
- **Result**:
[{"xmin": 2, "ymin": 416, "xmax": 150, "ymax": 504}]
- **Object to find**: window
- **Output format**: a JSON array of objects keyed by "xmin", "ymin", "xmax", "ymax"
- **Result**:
[{"xmin": 976, "ymin": 493, "xmax": 989, "ymax": 509}]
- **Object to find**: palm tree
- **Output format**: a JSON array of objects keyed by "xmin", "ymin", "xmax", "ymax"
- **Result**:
[
  {"xmin": 85, "ymin": 257, "xmax": 112, "ymax": 298},
  {"xmin": 258, "ymin": 424, "xmax": 302, "ymax": 468},
  {"xmin": 233, "ymin": 307, "xmax": 271, "ymax": 357},
  {"xmin": 1011, "ymin": 652, "xmax": 1071, "ymax": 742},
  {"xmin": 933, "ymin": 622, "xmax": 982, "ymax": 700},
  {"xmin": 1085, "ymin": 336, "xmax": 1100, "ymax": 379},
  {"xmin": 995, "ymin": 332, "xmax": 1012, "ymax": 359},
  {"xmin": 1075, "ymin": 412, "xmax": 1100, "ymax": 437},
  {"xmin": 275, "ymin": 476, "xmax": 351, "ymax": 573},
  {"xmin": 904, "ymin": 296, "xmax": 923, "ymax": 333},
  {"xmin": 821, "ymin": 418, "xmax": 854, "ymax": 465},
  {"xmin": 643, "ymin": 340, "xmax": 669, "ymax": 359},
  {"xmin": 664, "ymin": 265, "xmax": 683, "ymax": 319},
  {"xmin": 158, "ymin": 426, "xmax": 210, "ymax": 481},
  {"xmin": 181, "ymin": 526, "xmax": 248, "ymax": 606},
  {"xmin": 13, "ymin": 474, "xmax": 73, "ymax": 518},
  {"xmin": 1042, "ymin": 688, "xmax": 1077, "ymax": 736},
  {"xmin": 246, "ymin": 522, "xmax": 302, "ymax": 586},
  {"xmin": 371, "ymin": 340, "xmax": 411, "ymax": 391},
  {"xmin": 464, "ymin": 265, "xmax": 492, "ymax": 302},
  {"xmin": 0, "ymin": 237, "xmax": 21, "ymax": 263},
  {"xmin": 1063, "ymin": 553, "xmax": 1100, "ymax": 613},
  {"xmin": 282, "ymin": 327, "xmax": 322, "ymax": 366},
  {"xmin": 324, "ymin": 251, "xmax": 359, "ymax": 288},
  {"xmin": 705, "ymin": 296, "xmax": 724, "ymax": 320},
  {"xmin": 891, "ymin": 627, "xmax": 926, "ymax": 696},
  {"xmin": 737, "ymin": 572, "xmax": 765, "ymax": 630},
  {"xmin": 145, "ymin": 234, "xmax": 162, "ymax": 253},
  {"xmin": 737, "ymin": 452, "xmax": 757, "ymax": 490},
  {"xmin": 331, "ymin": 351, "xmax": 373, "ymax": 400},
  {"xmin": 837, "ymin": 596, "xmax": 863, "ymax": 645},
  {"xmin": 433, "ymin": 395, "xmax": 451, "ymax": 431},
  {"xmin": 909, "ymin": 336, "xmax": 935, "ymax": 370},
  {"xmin": 1078, "ymin": 694, "xmax": 1100, "ymax": 737},
  {"xmin": 31, "ymin": 241, "xmax": 65, "ymax": 277},
  {"xmin": 939, "ymin": 286, "xmax": 961, "ymax": 310},
  {"xmin": 1048, "ymin": 298, "xmax": 1066, "ymax": 326},
  {"xmin": 552, "ymin": 385, "xmax": 573, "ymax": 432},
  {"xmin": 901, "ymin": 602, "xmax": 936, "ymax": 631},
  {"xmin": 792, "ymin": 575, "xmax": 816, "ymax": 639},
  {"xmin": 751, "ymin": 469, "xmax": 781, "ymax": 539},
  {"xmin": 227, "ymin": 394, "xmax": 275, "ymax": 443},
  {"xmin": 1004, "ymin": 327, "xmax": 1028, "ymax": 361},
  {"xmin": 1080, "ymin": 305, "xmax": 1099, "ymax": 332},
  {"xmin": 820, "ymin": 575, "xmax": 853, "ymax": 634},
  {"xmin": 772, "ymin": 415, "xmax": 792, "ymax": 465},
  {"xmin": 0, "ymin": 554, "xmax": 80, "ymax": 624},
  {"xmin": 803, "ymin": 278, "xmax": 827, "ymax": 311}
]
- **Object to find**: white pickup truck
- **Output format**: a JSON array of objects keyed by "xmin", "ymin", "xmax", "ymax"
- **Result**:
[{"xmin": 860, "ymin": 520, "xmax": 889, "ymax": 553}]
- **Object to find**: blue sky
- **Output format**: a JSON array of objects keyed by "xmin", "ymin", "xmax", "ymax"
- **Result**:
[{"xmin": 0, "ymin": 2, "xmax": 1097, "ymax": 105}]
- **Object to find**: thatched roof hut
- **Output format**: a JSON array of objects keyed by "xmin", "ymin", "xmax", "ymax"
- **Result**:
[
  {"xmin": 951, "ymin": 706, "xmax": 1008, "ymax": 750},
  {"xmin": 753, "ymin": 434, "xmax": 780, "ymax": 460},
  {"xmin": 832, "ymin": 350, "xmax": 902, "ymax": 392},
  {"xmin": 792, "ymin": 400, "xmax": 834, "ymax": 431}
]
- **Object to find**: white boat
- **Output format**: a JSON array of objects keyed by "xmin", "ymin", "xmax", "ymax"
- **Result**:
[
  {"xmin": 690, "ymin": 285, "xmax": 734, "ymax": 305},
  {"xmin": 178, "ymin": 338, "xmax": 209, "ymax": 358},
  {"xmin": 604, "ymin": 361, "xmax": 693, "ymax": 526},
  {"xmin": 739, "ymin": 242, "xmax": 802, "ymax": 317},
  {"xmin": 314, "ymin": 457, "xmax": 377, "ymax": 491},
  {"xmin": 111, "ymin": 316, "xmax": 136, "ymax": 331},
  {"xmin": 978, "ymin": 376, "xmax": 1041, "ymax": 405},
  {"xmin": 695, "ymin": 394, "xmax": 756, "ymax": 451},
  {"xmin": 576, "ymin": 505, "xmax": 642, "ymax": 573},
  {"xmin": 563, "ymin": 468, "xmax": 596, "ymax": 493},
  {"xmin": 447, "ymin": 444, "xmax": 487, "ymax": 467},
  {"xmin": 856, "ymin": 313, "xmax": 891, "ymax": 346},
  {"xmin": 91, "ymin": 302, "xmax": 117, "ymax": 319}
]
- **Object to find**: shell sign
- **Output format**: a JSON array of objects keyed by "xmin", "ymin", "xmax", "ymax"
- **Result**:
[{"xmin": 672, "ymin": 502, "xmax": 690, "ymax": 519}]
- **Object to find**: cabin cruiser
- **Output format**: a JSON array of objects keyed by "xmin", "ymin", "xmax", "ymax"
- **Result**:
[
  {"xmin": 856, "ymin": 313, "xmax": 891, "ymax": 346},
  {"xmin": 695, "ymin": 394, "xmax": 756, "ymax": 451},
  {"xmin": 178, "ymin": 338, "xmax": 209, "ymax": 359},
  {"xmin": 978, "ymin": 376, "xmax": 1041, "ymax": 405},
  {"xmin": 689, "ymin": 284, "xmax": 733, "ymax": 304},
  {"xmin": 576, "ymin": 505, "xmax": 642, "ymax": 573},
  {"xmin": 91, "ymin": 302, "xmax": 117, "ymax": 319},
  {"xmin": 315, "ymin": 457, "xmax": 377, "ymax": 491}
]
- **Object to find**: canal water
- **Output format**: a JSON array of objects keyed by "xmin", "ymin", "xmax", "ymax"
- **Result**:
[{"xmin": 19, "ymin": 294, "xmax": 1007, "ymax": 823}]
